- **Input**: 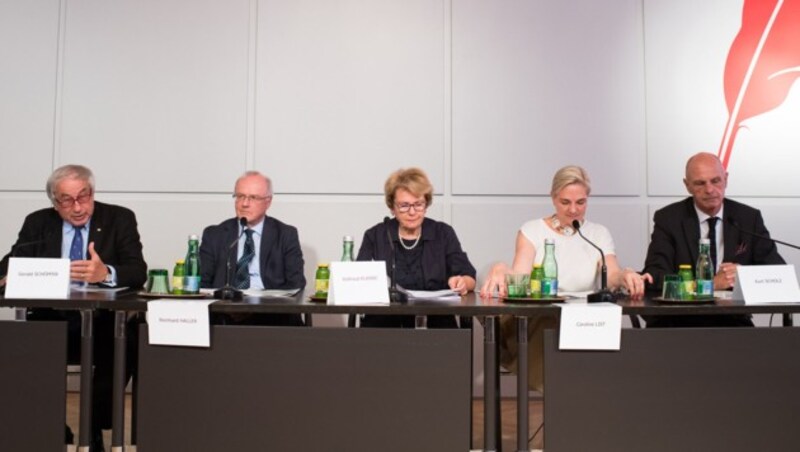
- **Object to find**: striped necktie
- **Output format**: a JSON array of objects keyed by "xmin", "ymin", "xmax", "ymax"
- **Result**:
[{"xmin": 235, "ymin": 229, "xmax": 255, "ymax": 289}]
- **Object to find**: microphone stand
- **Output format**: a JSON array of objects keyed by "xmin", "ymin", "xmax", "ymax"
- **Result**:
[
  {"xmin": 213, "ymin": 217, "xmax": 248, "ymax": 301},
  {"xmin": 1, "ymin": 233, "xmax": 53, "ymax": 295},
  {"xmin": 727, "ymin": 217, "xmax": 800, "ymax": 251},
  {"xmin": 573, "ymin": 220, "xmax": 615, "ymax": 303},
  {"xmin": 726, "ymin": 217, "xmax": 799, "ymax": 327},
  {"xmin": 384, "ymin": 217, "xmax": 407, "ymax": 303}
]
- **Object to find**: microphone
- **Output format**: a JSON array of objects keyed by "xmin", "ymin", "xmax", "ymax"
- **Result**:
[
  {"xmin": 384, "ymin": 216, "xmax": 407, "ymax": 303},
  {"xmin": 10, "ymin": 236, "xmax": 51, "ymax": 257},
  {"xmin": 727, "ymin": 217, "xmax": 800, "ymax": 251},
  {"xmin": 213, "ymin": 217, "xmax": 248, "ymax": 301},
  {"xmin": 572, "ymin": 220, "xmax": 614, "ymax": 303},
  {"xmin": 1, "ymin": 232, "xmax": 54, "ymax": 292},
  {"xmin": 727, "ymin": 216, "xmax": 797, "ymax": 326}
]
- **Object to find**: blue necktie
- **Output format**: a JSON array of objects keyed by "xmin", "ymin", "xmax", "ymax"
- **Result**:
[
  {"xmin": 69, "ymin": 225, "xmax": 84, "ymax": 261},
  {"xmin": 235, "ymin": 229, "xmax": 255, "ymax": 289}
]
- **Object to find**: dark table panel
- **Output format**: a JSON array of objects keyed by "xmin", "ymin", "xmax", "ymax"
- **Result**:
[
  {"xmin": 137, "ymin": 325, "xmax": 472, "ymax": 452},
  {"xmin": 544, "ymin": 327, "xmax": 800, "ymax": 452},
  {"xmin": 0, "ymin": 321, "xmax": 67, "ymax": 451}
]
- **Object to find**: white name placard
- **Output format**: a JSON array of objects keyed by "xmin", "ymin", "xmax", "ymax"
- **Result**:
[
  {"xmin": 147, "ymin": 299, "xmax": 215, "ymax": 347},
  {"xmin": 558, "ymin": 302, "xmax": 622, "ymax": 351},
  {"xmin": 5, "ymin": 257, "xmax": 70, "ymax": 299},
  {"xmin": 732, "ymin": 264, "xmax": 800, "ymax": 304},
  {"xmin": 328, "ymin": 261, "xmax": 389, "ymax": 305}
]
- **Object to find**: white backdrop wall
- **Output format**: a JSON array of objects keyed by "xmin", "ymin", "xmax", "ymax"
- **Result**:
[{"xmin": 2, "ymin": 0, "xmax": 800, "ymax": 387}]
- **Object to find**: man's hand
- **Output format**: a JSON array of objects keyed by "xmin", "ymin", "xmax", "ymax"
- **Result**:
[
  {"xmin": 714, "ymin": 262, "xmax": 738, "ymax": 290},
  {"xmin": 70, "ymin": 242, "xmax": 109, "ymax": 284}
]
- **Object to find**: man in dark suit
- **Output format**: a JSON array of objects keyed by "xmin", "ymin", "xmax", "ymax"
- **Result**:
[
  {"xmin": 0, "ymin": 164, "xmax": 147, "ymax": 451},
  {"xmin": 200, "ymin": 171, "xmax": 305, "ymax": 326},
  {"xmin": 643, "ymin": 152, "xmax": 785, "ymax": 327}
]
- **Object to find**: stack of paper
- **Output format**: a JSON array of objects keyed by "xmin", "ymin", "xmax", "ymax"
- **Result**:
[{"xmin": 402, "ymin": 288, "xmax": 461, "ymax": 302}]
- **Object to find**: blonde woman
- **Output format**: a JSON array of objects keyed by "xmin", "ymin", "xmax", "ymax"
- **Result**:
[{"xmin": 480, "ymin": 165, "xmax": 651, "ymax": 391}]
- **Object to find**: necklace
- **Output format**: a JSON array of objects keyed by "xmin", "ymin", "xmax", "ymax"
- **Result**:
[
  {"xmin": 550, "ymin": 215, "xmax": 577, "ymax": 236},
  {"xmin": 399, "ymin": 227, "xmax": 422, "ymax": 250}
]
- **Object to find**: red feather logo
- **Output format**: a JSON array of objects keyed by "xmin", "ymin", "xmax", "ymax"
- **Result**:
[{"xmin": 718, "ymin": 0, "xmax": 800, "ymax": 168}]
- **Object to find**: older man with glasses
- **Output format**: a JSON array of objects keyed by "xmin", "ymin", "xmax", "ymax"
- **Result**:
[
  {"xmin": 199, "ymin": 170, "xmax": 306, "ymax": 326},
  {"xmin": 0, "ymin": 164, "xmax": 147, "ymax": 451}
]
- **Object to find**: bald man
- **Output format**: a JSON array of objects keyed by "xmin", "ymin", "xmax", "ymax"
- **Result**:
[
  {"xmin": 642, "ymin": 152, "xmax": 784, "ymax": 327},
  {"xmin": 199, "ymin": 171, "xmax": 305, "ymax": 326}
]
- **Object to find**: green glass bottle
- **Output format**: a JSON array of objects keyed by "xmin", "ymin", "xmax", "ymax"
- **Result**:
[
  {"xmin": 542, "ymin": 239, "xmax": 558, "ymax": 297},
  {"xmin": 530, "ymin": 264, "xmax": 543, "ymax": 299},
  {"xmin": 315, "ymin": 264, "xmax": 330, "ymax": 298},
  {"xmin": 172, "ymin": 259, "xmax": 185, "ymax": 295},
  {"xmin": 678, "ymin": 264, "xmax": 694, "ymax": 300},
  {"xmin": 341, "ymin": 236, "xmax": 355, "ymax": 262},
  {"xmin": 695, "ymin": 239, "xmax": 714, "ymax": 299},
  {"xmin": 184, "ymin": 234, "xmax": 201, "ymax": 294}
]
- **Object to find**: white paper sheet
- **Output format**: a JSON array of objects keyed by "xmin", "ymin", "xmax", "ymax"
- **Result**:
[
  {"xmin": 402, "ymin": 288, "xmax": 461, "ymax": 302},
  {"xmin": 559, "ymin": 302, "xmax": 622, "ymax": 351},
  {"xmin": 147, "ymin": 299, "xmax": 215, "ymax": 347}
]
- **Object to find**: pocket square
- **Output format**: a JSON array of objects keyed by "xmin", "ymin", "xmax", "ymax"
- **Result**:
[{"xmin": 735, "ymin": 241, "xmax": 748, "ymax": 256}]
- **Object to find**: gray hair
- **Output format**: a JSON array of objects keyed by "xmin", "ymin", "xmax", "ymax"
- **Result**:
[
  {"xmin": 46, "ymin": 165, "xmax": 95, "ymax": 202},
  {"xmin": 236, "ymin": 171, "xmax": 273, "ymax": 196}
]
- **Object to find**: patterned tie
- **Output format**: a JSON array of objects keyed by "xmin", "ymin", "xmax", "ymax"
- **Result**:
[
  {"xmin": 69, "ymin": 225, "xmax": 84, "ymax": 261},
  {"xmin": 707, "ymin": 217, "xmax": 718, "ymax": 274},
  {"xmin": 235, "ymin": 229, "xmax": 255, "ymax": 289}
]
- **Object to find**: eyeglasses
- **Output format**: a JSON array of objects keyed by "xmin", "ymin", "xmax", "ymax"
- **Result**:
[
  {"xmin": 395, "ymin": 201, "xmax": 427, "ymax": 213},
  {"xmin": 54, "ymin": 190, "xmax": 93, "ymax": 208},
  {"xmin": 233, "ymin": 193, "xmax": 271, "ymax": 203}
]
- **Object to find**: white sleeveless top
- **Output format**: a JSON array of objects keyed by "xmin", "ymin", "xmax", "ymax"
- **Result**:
[{"xmin": 519, "ymin": 218, "xmax": 616, "ymax": 292}]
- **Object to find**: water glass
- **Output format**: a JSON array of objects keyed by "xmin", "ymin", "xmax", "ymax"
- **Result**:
[
  {"xmin": 662, "ymin": 275, "xmax": 682, "ymax": 300},
  {"xmin": 505, "ymin": 273, "xmax": 530, "ymax": 298},
  {"xmin": 146, "ymin": 269, "xmax": 171, "ymax": 295}
]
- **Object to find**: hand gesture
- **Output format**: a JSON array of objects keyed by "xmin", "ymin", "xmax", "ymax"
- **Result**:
[{"xmin": 70, "ymin": 242, "xmax": 108, "ymax": 283}]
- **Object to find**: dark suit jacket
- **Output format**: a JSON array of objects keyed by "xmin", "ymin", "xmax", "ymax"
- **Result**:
[
  {"xmin": 199, "ymin": 216, "xmax": 306, "ymax": 291},
  {"xmin": 356, "ymin": 217, "xmax": 475, "ymax": 329},
  {"xmin": 0, "ymin": 200, "xmax": 147, "ymax": 429},
  {"xmin": 643, "ymin": 197, "xmax": 785, "ymax": 291},
  {"xmin": 357, "ymin": 217, "xmax": 476, "ymax": 290},
  {"xmin": 642, "ymin": 197, "xmax": 784, "ymax": 328},
  {"xmin": 0, "ymin": 201, "xmax": 148, "ymax": 288}
]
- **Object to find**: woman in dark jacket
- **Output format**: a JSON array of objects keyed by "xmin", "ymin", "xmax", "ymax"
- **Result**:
[{"xmin": 357, "ymin": 167, "xmax": 476, "ymax": 328}]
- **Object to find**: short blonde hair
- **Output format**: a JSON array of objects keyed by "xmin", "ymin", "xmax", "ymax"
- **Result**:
[
  {"xmin": 551, "ymin": 165, "xmax": 591, "ymax": 197},
  {"xmin": 384, "ymin": 168, "xmax": 433, "ymax": 209}
]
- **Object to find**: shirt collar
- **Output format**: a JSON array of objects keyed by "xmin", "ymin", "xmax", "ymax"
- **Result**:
[
  {"xmin": 694, "ymin": 204, "xmax": 724, "ymax": 224},
  {"xmin": 240, "ymin": 218, "xmax": 264, "ymax": 237},
  {"xmin": 62, "ymin": 219, "xmax": 91, "ymax": 234}
]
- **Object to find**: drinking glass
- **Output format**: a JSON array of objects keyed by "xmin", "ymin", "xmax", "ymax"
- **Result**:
[
  {"xmin": 662, "ymin": 275, "xmax": 682, "ymax": 300},
  {"xmin": 146, "ymin": 269, "xmax": 171, "ymax": 295},
  {"xmin": 505, "ymin": 273, "xmax": 530, "ymax": 298}
]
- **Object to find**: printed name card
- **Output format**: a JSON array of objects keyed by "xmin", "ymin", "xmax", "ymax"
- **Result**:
[
  {"xmin": 147, "ymin": 299, "xmax": 215, "ymax": 347},
  {"xmin": 733, "ymin": 264, "xmax": 800, "ymax": 304},
  {"xmin": 4, "ymin": 257, "xmax": 70, "ymax": 299},
  {"xmin": 328, "ymin": 261, "xmax": 389, "ymax": 305},
  {"xmin": 558, "ymin": 302, "xmax": 622, "ymax": 350}
]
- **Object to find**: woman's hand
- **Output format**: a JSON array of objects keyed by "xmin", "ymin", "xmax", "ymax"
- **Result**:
[
  {"xmin": 479, "ymin": 263, "xmax": 510, "ymax": 298},
  {"xmin": 448, "ymin": 275, "xmax": 476, "ymax": 295}
]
